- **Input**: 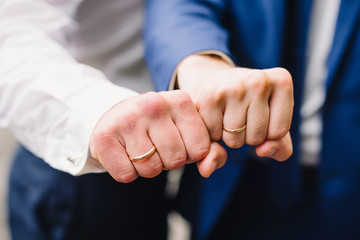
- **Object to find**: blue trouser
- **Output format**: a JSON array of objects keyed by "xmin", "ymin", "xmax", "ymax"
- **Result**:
[
  {"xmin": 8, "ymin": 147, "xmax": 168, "ymax": 240},
  {"xmin": 207, "ymin": 160, "xmax": 321, "ymax": 240}
]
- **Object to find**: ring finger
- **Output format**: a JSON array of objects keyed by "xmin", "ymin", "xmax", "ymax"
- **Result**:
[
  {"xmin": 125, "ymin": 130, "xmax": 163, "ymax": 178},
  {"xmin": 222, "ymin": 100, "xmax": 248, "ymax": 148}
]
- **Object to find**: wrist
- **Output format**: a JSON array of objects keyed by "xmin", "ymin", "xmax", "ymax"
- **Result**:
[
  {"xmin": 178, "ymin": 54, "xmax": 232, "ymax": 73},
  {"xmin": 177, "ymin": 54, "xmax": 233, "ymax": 90}
]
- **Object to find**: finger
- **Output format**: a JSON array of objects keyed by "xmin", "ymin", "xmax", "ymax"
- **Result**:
[
  {"xmin": 246, "ymin": 91, "xmax": 270, "ymax": 146},
  {"xmin": 255, "ymin": 131, "xmax": 293, "ymax": 161},
  {"xmin": 197, "ymin": 141, "xmax": 227, "ymax": 178},
  {"xmin": 264, "ymin": 68, "xmax": 294, "ymax": 140},
  {"xmin": 195, "ymin": 93, "xmax": 224, "ymax": 141},
  {"xmin": 222, "ymin": 98, "xmax": 247, "ymax": 148},
  {"xmin": 148, "ymin": 116, "xmax": 187, "ymax": 170},
  {"xmin": 161, "ymin": 90, "xmax": 211, "ymax": 162},
  {"xmin": 124, "ymin": 130, "xmax": 163, "ymax": 178},
  {"xmin": 92, "ymin": 137, "xmax": 138, "ymax": 183}
]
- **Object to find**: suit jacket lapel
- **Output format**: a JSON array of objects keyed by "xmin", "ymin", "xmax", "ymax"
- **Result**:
[{"xmin": 326, "ymin": 0, "xmax": 360, "ymax": 93}]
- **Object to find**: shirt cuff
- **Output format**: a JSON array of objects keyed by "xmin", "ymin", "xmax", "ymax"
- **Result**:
[{"xmin": 51, "ymin": 74, "xmax": 139, "ymax": 175}]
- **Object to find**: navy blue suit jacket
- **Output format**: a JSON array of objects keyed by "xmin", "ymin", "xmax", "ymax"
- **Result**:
[{"xmin": 145, "ymin": 0, "xmax": 360, "ymax": 239}]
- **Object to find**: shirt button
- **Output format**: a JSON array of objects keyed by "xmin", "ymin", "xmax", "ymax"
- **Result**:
[{"xmin": 67, "ymin": 155, "xmax": 82, "ymax": 166}]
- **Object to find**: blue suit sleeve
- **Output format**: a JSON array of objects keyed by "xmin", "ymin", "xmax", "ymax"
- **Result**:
[{"xmin": 144, "ymin": 0, "xmax": 234, "ymax": 91}]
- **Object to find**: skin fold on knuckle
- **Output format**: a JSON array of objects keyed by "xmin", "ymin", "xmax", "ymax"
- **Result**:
[
  {"xmin": 172, "ymin": 90, "xmax": 194, "ymax": 110},
  {"xmin": 209, "ymin": 128, "xmax": 222, "ymax": 141},
  {"xmin": 92, "ymin": 128, "xmax": 118, "ymax": 153},
  {"xmin": 114, "ymin": 111, "xmax": 140, "ymax": 135},
  {"xmin": 224, "ymin": 138, "xmax": 245, "ymax": 149},
  {"xmin": 112, "ymin": 169, "xmax": 138, "ymax": 183},
  {"xmin": 189, "ymin": 142, "xmax": 211, "ymax": 162},
  {"xmin": 268, "ymin": 126, "xmax": 289, "ymax": 140},
  {"xmin": 166, "ymin": 151, "xmax": 187, "ymax": 169},
  {"xmin": 247, "ymin": 134, "xmax": 266, "ymax": 146},
  {"xmin": 256, "ymin": 140, "xmax": 277, "ymax": 158},
  {"xmin": 140, "ymin": 160, "xmax": 163, "ymax": 178}
]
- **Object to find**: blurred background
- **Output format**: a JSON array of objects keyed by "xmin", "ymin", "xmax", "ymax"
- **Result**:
[{"xmin": 0, "ymin": 128, "xmax": 16, "ymax": 240}]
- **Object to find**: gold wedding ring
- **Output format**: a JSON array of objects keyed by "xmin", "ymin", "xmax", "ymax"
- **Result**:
[
  {"xmin": 223, "ymin": 124, "xmax": 247, "ymax": 134},
  {"xmin": 129, "ymin": 146, "xmax": 156, "ymax": 162}
]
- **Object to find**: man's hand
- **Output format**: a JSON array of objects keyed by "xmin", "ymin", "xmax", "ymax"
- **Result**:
[
  {"xmin": 89, "ymin": 90, "xmax": 227, "ymax": 183},
  {"xmin": 177, "ymin": 55, "xmax": 294, "ymax": 161}
]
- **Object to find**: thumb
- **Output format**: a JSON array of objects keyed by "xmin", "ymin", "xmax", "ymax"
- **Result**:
[
  {"xmin": 197, "ymin": 141, "xmax": 227, "ymax": 178},
  {"xmin": 255, "ymin": 132, "xmax": 293, "ymax": 161}
]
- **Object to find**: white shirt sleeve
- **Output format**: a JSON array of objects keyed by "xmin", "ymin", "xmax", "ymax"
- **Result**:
[{"xmin": 0, "ymin": 0, "xmax": 139, "ymax": 175}]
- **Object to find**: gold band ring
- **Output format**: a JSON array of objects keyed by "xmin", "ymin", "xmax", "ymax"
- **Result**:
[
  {"xmin": 223, "ymin": 124, "xmax": 247, "ymax": 134},
  {"xmin": 129, "ymin": 146, "xmax": 156, "ymax": 162}
]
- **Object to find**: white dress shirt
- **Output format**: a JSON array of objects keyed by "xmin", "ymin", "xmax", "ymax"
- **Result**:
[
  {"xmin": 0, "ymin": 0, "xmax": 151, "ymax": 175},
  {"xmin": 300, "ymin": 0, "xmax": 341, "ymax": 165}
]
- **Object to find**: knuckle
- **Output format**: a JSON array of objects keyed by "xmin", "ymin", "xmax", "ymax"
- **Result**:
[
  {"xmin": 224, "ymin": 138, "xmax": 245, "ymax": 149},
  {"xmin": 92, "ymin": 127, "xmax": 116, "ymax": 145},
  {"xmin": 252, "ymin": 69, "xmax": 267, "ymax": 81},
  {"xmin": 273, "ymin": 68, "xmax": 293, "ymax": 87},
  {"xmin": 118, "ymin": 112, "xmax": 139, "ymax": 133},
  {"xmin": 173, "ymin": 90, "xmax": 193, "ymax": 108},
  {"xmin": 248, "ymin": 70, "xmax": 269, "ymax": 94},
  {"xmin": 198, "ymin": 85, "xmax": 224, "ymax": 106},
  {"xmin": 141, "ymin": 160, "xmax": 163, "ymax": 178},
  {"xmin": 269, "ymin": 126, "xmax": 288, "ymax": 140},
  {"xmin": 113, "ymin": 170, "xmax": 138, "ymax": 183},
  {"xmin": 167, "ymin": 151, "xmax": 187, "ymax": 169},
  {"xmin": 139, "ymin": 92, "xmax": 168, "ymax": 118},
  {"xmin": 190, "ymin": 142, "xmax": 211, "ymax": 161},
  {"xmin": 209, "ymin": 129, "xmax": 222, "ymax": 141},
  {"xmin": 246, "ymin": 135, "xmax": 266, "ymax": 146},
  {"xmin": 217, "ymin": 76, "xmax": 246, "ymax": 101},
  {"xmin": 212, "ymin": 86, "xmax": 227, "ymax": 103},
  {"xmin": 225, "ymin": 86, "xmax": 246, "ymax": 101}
]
